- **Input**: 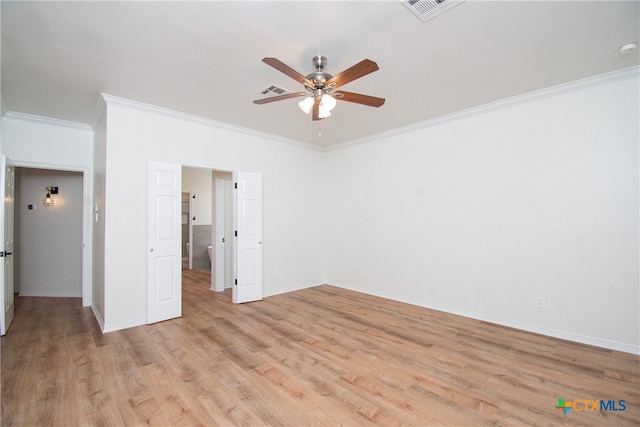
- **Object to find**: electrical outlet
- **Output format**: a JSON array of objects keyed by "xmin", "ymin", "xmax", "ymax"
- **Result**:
[{"xmin": 536, "ymin": 295, "xmax": 546, "ymax": 308}]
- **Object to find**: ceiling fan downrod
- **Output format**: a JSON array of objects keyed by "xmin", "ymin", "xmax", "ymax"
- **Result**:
[{"xmin": 313, "ymin": 55, "xmax": 326, "ymax": 71}]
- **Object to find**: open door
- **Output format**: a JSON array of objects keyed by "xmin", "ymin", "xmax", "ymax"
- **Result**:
[
  {"xmin": 233, "ymin": 171, "xmax": 263, "ymax": 304},
  {"xmin": 147, "ymin": 160, "xmax": 182, "ymax": 323},
  {"xmin": 0, "ymin": 155, "xmax": 15, "ymax": 335}
]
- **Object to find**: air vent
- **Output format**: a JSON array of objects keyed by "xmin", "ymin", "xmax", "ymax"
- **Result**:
[
  {"xmin": 402, "ymin": 0, "xmax": 464, "ymax": 23},
  {"xmin": 260, "ymin": 84, "xmax": 290, "ymax": 96}
]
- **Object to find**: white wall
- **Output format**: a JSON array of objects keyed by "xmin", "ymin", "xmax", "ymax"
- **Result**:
[
  {"xmin": 100, "ymin": 96, "xmax": 326, "ymax": 331},
  {"xmin": 325, "ymin": 73, "xmax": 639, "ymax": 353},
  {"xmin": 2, "ymin": 113, "xmax": 93, "ymax": 168},
  {"xmin": 16, "ymin": 168, "xmax": 83, "ymax": 297},
  {"xmin": 92, "ymin": 107, "xmax": 107, "ymax": 324}
]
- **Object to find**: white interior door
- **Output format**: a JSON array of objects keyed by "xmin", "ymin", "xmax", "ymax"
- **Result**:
[
  {"xmin": 212, "ymin": 177, "xmax": 225, "ymax": 292},
  {"xmin": 147, "ymin": 160, "xmax": 181, "ymax": 323},
  {"xmin": 0, "ymin": 155, "xmax": 15, "ymax": 335},
  {"xmin": 233, "ymin": 171, "xmax": 263, "ymax": 304}
]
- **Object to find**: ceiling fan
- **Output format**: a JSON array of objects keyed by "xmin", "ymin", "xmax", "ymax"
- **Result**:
[{"xmin": 253, "ymin": 55, "xmax": 385, "ymax": 121}]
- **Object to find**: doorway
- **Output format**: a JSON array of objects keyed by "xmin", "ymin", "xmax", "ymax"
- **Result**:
[
  {"xmin": 181, "ymin": 166, "xmax": 233, "ymax": 291},
  {"xmin": 15, "ymin": 168, "xmax": 84, "ymax": 298},
  {"xmin": 1, "ymin": 163, "xmax": 90, "ymax": 335},
  {"xmin": 147, "ymin": 161, "xmax": 263, "ymax": 324}
]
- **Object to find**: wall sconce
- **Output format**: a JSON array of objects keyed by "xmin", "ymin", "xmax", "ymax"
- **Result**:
[{"xmin": 43, "ymin": 186, "xmax": 58, "ymax": 206}]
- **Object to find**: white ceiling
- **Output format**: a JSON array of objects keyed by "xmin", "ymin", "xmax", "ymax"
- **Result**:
[{"xmin": 2, "ymin": 1, "xmax": 639, "ymax": 147}]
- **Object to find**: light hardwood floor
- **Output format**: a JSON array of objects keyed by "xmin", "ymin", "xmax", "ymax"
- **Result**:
[{"xmin": 2, "ymin": 270, "xmax": 638, "ymax": 426}]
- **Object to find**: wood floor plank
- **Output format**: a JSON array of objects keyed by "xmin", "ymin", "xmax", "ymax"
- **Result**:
[{"xmin": 2, "ymin": 272, "xmax": 638, "ymax": 426}]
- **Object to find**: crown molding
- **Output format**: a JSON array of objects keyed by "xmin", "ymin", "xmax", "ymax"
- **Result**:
[
  {"xmin": 100, "ymin": 93, "xmax": 325, "ymax": 152},
  {"xmin": 327, "ymin": 65, "xmax": 640, "ymax": 151},
  {"xmin": 90, "ymin": 95, "xmax": 107, "ymax": 129},
  {"xmin": 5, "ymin": 66, "xmax": 637, "ymax": 151},
  {"xmin": 2, "ymin": 111, "xmax": 92, "ymax": 131}
]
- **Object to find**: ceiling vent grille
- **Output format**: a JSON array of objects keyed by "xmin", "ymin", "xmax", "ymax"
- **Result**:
[
  {"xmin": 402, "ymin": 0, "xmax": 464, "ymax": 23},
  {"xmin": 260, "ymin": 84, "xmax": 290, "ymax": 96}
]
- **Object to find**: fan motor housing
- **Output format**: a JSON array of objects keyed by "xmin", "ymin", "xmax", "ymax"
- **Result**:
[
  {"xmin": 306, "ymin": 56, "xmax": 332, "ymax": 88},
  {"xmin": 305, "ymin": 71, "xmax": 333, "ymax": 88}
]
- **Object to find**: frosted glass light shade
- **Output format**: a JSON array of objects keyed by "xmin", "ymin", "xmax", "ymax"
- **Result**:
[
  {"xmin": 318, "ymin": 105, "xmax": 332, "ymax": 119},
  {"xmin": 298, "ymin": 97, "xmax": 314, "ymax": 114},
  {"xmin": 321, "ymin": 93, "xmax": 337, "ymax": 111}
]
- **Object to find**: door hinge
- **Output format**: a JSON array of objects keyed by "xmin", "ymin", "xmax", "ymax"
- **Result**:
[
  {"xmin": 234, "ymin": 182, "xmax": 238, "ymax": 189},
  {"xmin": 234, "ymin": 279, "xmax": 237, "ymax": 286},
  {"xmin": 235, "ymin": 230, "xmax": 237, "ymax": 237}
]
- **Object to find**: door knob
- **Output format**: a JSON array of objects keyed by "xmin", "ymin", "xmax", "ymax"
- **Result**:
[{"xmin": 150, "ymin": 248, "xmax": 154, "ymax": 252}]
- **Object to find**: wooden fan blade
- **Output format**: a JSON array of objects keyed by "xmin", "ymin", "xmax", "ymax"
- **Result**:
[
  {"xmin": 312, "ymin": 101, "xmax": 321, "ymax": 121},
  {"xmin": 325, "ymin": 59, "xmax": 379, "ymax": 89},
  {"xmin": 253, "ymin": 92, "xmax": 307, "ymax": 105},
  {"xmin": 335, "ymin": 91, "xmax": 385, "ymax": 108},
  {"xmin": 262, "ymin": 58, "xmax": 312, "ymax": 87}
]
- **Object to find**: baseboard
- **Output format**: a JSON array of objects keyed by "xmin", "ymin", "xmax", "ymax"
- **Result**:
[
  {"xmin": 327, "ymin": 281, "xmax": 640, "ymax": 355},
  {"xmin": 264, "ymin": 280, "xmax": 324, "ymax": 298},
  {"xmin": 91, "ymin": 304, "xmax": 105, "ymax": 332},
  {"xmin": 102, "ymin": 317, "xmax": 146, "ymax": 333},
  {"xmin": 19, "ymin": 290, "xmax": 82, "ymax": 298},
  {"xmin": 90, "ymin": 302, "xmax": 146, "ymax": 334}
]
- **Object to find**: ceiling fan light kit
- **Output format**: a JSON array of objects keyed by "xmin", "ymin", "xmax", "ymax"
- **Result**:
[{"xmin": 254, "ymin": 55, "xmax": 385, "ymax": 121}]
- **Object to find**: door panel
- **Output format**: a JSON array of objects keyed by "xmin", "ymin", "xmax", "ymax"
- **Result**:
[
  {"xmin": 0, "ymin": 155, "xmax": 15, "ymax": 335},
  {"xmin": 147, "ymin": 161, "xmax": 181, "ymax": 323},
  {"xmin": 233, "ymin": 172, "xmax": 263, "ymax": 304}
]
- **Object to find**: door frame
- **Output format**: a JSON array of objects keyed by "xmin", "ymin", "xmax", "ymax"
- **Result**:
[
  {"xmin": 212, "ymin": 175, "xmax": 227, "ymax": 292},
  {"xmin": 183, "ymin": 191, "xmax": 193, "ymax": 271},
  {"xmin": 8, "ymin": 161, "xmax": 92, "ymax": 306}
]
